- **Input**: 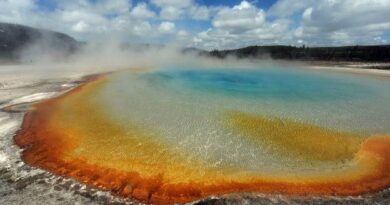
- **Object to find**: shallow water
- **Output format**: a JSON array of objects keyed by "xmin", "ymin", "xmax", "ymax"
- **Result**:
[
  {"xmin": 13, "ymin": 66, "xmax": 390, "ymax": 204},
  {"xmin": 97, "ymin": 66, "xmax": 390, "ymax": 171}
]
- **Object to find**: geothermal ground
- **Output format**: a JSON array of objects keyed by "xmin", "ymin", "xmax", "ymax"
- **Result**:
[{"xmin": 1, "ymin": 64, "xmax": 390, "ymax": 205}]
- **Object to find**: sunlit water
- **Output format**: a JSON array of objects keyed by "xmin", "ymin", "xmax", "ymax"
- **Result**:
[
  {"xmin": 98, "ymin": 66, "xmax": 390, "ymax": 172},
  {"xmin": 15, "ymin": 65, "xmax": 390, "ymax": 204}
]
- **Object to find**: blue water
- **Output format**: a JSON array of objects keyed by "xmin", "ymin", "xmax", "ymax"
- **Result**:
[
  {"xmin": 98, "ymin": 67, "xmax": 390, "ymax": 170},
  {"xmin": 103, "ymin": 66, "xmax": 390, "ymax": 136},
  {"xmin": 145, "ymin": 68, "xmax": 376, "ymax": 101}
]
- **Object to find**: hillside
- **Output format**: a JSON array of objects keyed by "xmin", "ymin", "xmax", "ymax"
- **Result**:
[
  {"xmin": 208, "ymin": 45, "xmax": 390, "ymax": 62},
  {"xmin": 0, "ymin": 22, "xmax": 79, "ymax": 63}
]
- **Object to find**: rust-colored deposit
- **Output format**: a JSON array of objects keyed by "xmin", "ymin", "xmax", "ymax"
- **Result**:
[{"xmin": 15, "ymin": 75, "xmax": 390, "ymax": 204}]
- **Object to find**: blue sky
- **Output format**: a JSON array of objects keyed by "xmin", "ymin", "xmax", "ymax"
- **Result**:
[{"xmin": 1, "ymin": 0, "xmax": 390, "ymax": 50}]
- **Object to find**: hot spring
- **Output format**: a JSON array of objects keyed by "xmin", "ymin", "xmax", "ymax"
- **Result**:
[{"xmin": 15, "ymin": 65, "xmax": 390, "ymax": 204}]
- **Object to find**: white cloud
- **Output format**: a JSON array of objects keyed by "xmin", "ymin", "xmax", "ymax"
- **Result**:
[
  {"xmin": 213, "ymin": 1, "xmax": 265, "ymax": 32},
  {"xmin": 189, "ymin": 5, "xmax": 210, "ymax": 20},
  {"xmin": 130, "ymin": 3, "xmax": 155, "ymax": 19},
  {"xmin": 302, "ymin": 0, "xmax": 390, "ymax": 32},
  {"xmin": 150, "ymin": 0, "xmax": 193, "ymax": 9},
  {"xmin": 132, "ymin": 21, "xmax": 152, "ymax": 36},
  {"xmin": 55, "ymin": 0, "xmax": 130, "ymax": 15},
  {"xmin": 158, "ymin": 21, "xmax": 175, "ymax": 34},
  {"xmin": 72, "ymin": 21, "xmax": 90, "ymax": 33},
  {"xmin": 93, "ymin": 0, "xmax": 130, "ymax": 14},
  {"xmin": 152, "ymin": 0, "xmax": 210, "ymax": 21},
  {"xmin": 268, "ymin": 0, "xmax": 313, "ymax": 17},
  {"xmin": 177, "ymin": 30, "xmax": 189, "ymax": 37},
  {"xmin": 160, "ymin": 6, "xmax": 183, "ymax": 20},
  {"xmin": 1, "ymin": 0, "xmax": 390, "ymax": 49},
  {"xmin": 0, "ymin": 0, "xmax": 38, "ymax": 24},
  {"xmin": 295, "ymin": 0, "xmax": 390, "ymax": 46},
  {"xmin": 60, "ymin": 10, "xmax": 106, "ymax": 25},
  {"xmin": 193, "ymin": 1, "xmax": 290, "ymax": 49}
]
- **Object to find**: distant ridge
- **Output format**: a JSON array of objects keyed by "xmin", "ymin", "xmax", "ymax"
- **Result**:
[
  {"xmin": 208, "ymin": 45, "xmax": 390, "ymax": 62},
  {"xmin": 0, "ymin": 22, "xmax": 79, "ymax": 63}
]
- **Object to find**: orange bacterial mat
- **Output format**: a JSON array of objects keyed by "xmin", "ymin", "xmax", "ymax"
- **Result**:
[{"xmin": 15, "ymin": 73, "xmax": 390, "ymax": 204}]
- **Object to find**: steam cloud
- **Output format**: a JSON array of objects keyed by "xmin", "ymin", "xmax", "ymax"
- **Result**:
[{"xmin": 15, "ymin": 35, "xmax": 266, "ymax": 75}]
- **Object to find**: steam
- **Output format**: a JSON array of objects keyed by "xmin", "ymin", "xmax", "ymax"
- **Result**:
[{"xmin": 14, "ymin": 35, "xmax": 268, "ymax": 75}]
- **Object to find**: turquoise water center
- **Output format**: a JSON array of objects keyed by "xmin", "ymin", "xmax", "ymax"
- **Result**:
[{"xmin": 91, "ymin": 66, "xmax": 390, "ymax": 172}]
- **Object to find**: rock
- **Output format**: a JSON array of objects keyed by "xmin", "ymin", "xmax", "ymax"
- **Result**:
[
  {"xmin": 14, "ymin": 178, "xmax": 32, "ymax": 190},
  {"xmin": 54, "ymin": 185, "xmax": 62, "ymax": 191}
]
